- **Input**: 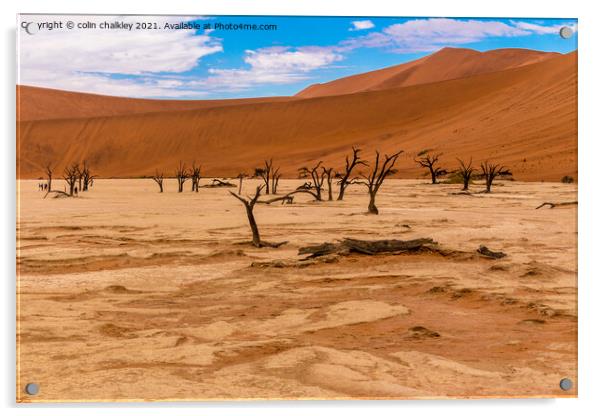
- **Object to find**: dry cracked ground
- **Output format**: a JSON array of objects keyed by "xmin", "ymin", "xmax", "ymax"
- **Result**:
[{"xmin": 16, "ymin": 178, "xmax": 577, "ymax": 401}]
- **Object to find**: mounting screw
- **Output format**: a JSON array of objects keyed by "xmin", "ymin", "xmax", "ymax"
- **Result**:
[
  {"xmin": 25, "ymin": 383, "xmax": 39, "ymax": 395},
  {"xmin": 559, "ymin": 26, "xmax": 574, "ymax": 39},
  {"xmin": 559, "ymin": 378, "xmax": 573, "ymax": 391}
]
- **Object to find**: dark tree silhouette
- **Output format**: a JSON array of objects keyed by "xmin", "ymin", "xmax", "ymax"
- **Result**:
[
  {"xmin": 456, "ymin": 158, "xmax": 475, "ymax": 191},
  {"xmin": 415, "ymin": 152, "xmax": 447, "ymax": 184},
  {"xmin": 190, "ymin": 162, "xmax": 201, "ymax": 192},
  {"xmin": 480, "ymin": 161, "xmax": 512, "ymax": 193},
  {"xmin": 360, "ymin": 150, "xmax": 403, "ymax": 214},
  {"xmin": 152, "ymin": 170, "xmax": 164, "ymax": 193},
  {"xmin": 229, "ymin": 185, "xmax": 264, "ymax": 247},
  {"xmin": 336, "ymin": 147, "xmax": 366, "ymax": 201},
  {"xmin": 63, "ymin": 163, "xmax": 79, "ymax": 196},
  {"xmin": 229, "ymin": 185, "xmax": 286, "ymax": 248},
  {"xmin": 322, "ymin": 166, "xmax": 334, "ymax": 201},
  {"xmin": 45, "ymin": 164, "xmax": 53, "ymax": 192},
  {"xmin": 80, "ymin": 161, "xmax": 95, "ymax": 191},
  {"xmin": 271, "ymin": 166, "xmax": 281, "ymax": 194},
  {"xmin": 298, "ymin": 161, "xmax": 326, "ymax": 201},
  {"xmin": 175, "ymin": 161, "xmax": 188, "ymax": 193},
  {"xmin": 255, "ymin": 159, "xmax": 274, "ymax": 195},
  {"xmin": 236, "ymin": 173, "xmax": 248, "ymax": 195}
]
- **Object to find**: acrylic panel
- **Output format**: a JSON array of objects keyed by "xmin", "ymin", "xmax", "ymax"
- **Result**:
[{"xmin": 16, "ymin": 14, "xmax": 578, "ymax": 402}]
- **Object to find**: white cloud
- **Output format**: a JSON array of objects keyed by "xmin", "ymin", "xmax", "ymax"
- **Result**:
[
  {"xmin": 196, "ymin": 46, "xmax": 344, "ymax": 92},
  {"xmin": 346, "ymin": 18, "xmax": 530, "ymax": 52},
  {"xmin": 18, "ymin": 15, "xmax": 221, "ymax": 97},
  {"xmin": 349, "ymin": 20, "xmax": 375, "ymax": 31},
  {"xmin": 511, "ymin": 21, "xmax": 578, "ymax": 35}
]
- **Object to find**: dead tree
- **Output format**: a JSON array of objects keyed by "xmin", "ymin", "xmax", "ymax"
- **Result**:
[
  {"xmin": 45, "ymin": 164, "xmax": 53, "ymax": 192},
  {"xmin": 360, "ymin": 150, "xmax": 403, "ymax": 214},
  {"xmin": 175, "ymin": 161, "xmax": 189, "ymax": 193},
  {"xmin": 271, "ymin": 167, "xmax": 281, "ymax": 194},
  {"xmin": 190, "ymin": 162, "xmax": 201, "ymax": 192},
  {"xmin": 322, "ymin": 167, "xmax": 334, "ymax": 201},
  {"xmin": 80, "ymin": 161, "xmax": 96, "ymax": 191},
  {"xmin": 255, "ymin": 159, "xmax": 275, "ymax": 195},
  {"xmin": 480, "ymin": 161, "xmax": 511, "ymax": 193},
  {"xmin": 236, "ymin": 173, "xmax": 248, "ymax": 195},
  {"xmin": 415, "ymin": 152, "xmax": 447, "ymax": 184},
  {"xmin": 63, "ymin": 163, "xmax": 79, "ymax": 196},
  {"xmin": 456, "ymin": 158, "xmax": 475, "ymax": 191},
  {"xmin": 229, "ymin": 185, "xmax": 287, "ymax": 248},
  {"xmin": 298, "ymin": 161, "xmax": 326, "ymax": 201},
  {"xmin": 336, "ymin": 147, "xmax": 366, "ymax": 201},
  {"xmin": 152, "ymin": 170, "xmax": 164, "ymax": 193}
]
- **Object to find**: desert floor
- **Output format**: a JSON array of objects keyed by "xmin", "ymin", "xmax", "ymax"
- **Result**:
[{"xmin": 16, "ymin": 178, "xmax": 577, "ymax": 401}]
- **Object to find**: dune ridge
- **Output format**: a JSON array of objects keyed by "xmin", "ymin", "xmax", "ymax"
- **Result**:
[
  {"xmin": 296, "ymin": 47, "xmax": 559, "ymax": 98},
  {"xmin": 16, "ymin": 48, "xmax": 577, "ymax": 181}
]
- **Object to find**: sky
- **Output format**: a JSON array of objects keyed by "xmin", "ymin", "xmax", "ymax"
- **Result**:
[{"xmin": 17, "ymin": 15, "xmax": 578, "ymax": 99}]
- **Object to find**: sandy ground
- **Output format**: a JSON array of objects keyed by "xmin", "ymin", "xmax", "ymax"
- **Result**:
[{"xmin": 16, "ymin": 178, "xmax": 577, "ymax": 401}]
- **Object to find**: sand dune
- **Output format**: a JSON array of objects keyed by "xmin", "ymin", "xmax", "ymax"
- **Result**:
[
  {"xmin": 296, "ymin": 47, "xmax": 558, "ymax": 98},
  {"xmin": 17, "ymin": 86, "xmax": 293, "ymax": 122},
  {"xmin": 17, "ymin": 49, "xmax": 576, "ymax": 181}
]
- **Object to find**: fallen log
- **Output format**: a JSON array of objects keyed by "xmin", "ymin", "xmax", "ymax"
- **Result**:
[
  {"xmin": 535, "ymin": 201, "xmax": 577, "ymax": 209},
  {"xmin": 257, "ymin": 195, "xmax": 294, "ymax": 205},
  {"xmin": 43, "ymin": 190, "xmax": 72, "ymax": 199},
  {"xmin": 298, "ymin": 238, "xmax": 435, "ymax": 259},
  {"xmin": 202, "ymin": 179, "xmax": 236, "ymax": 188},
  {"xmin": 477, "ymin": 245, "xmax": 506, "ymax": 259}
]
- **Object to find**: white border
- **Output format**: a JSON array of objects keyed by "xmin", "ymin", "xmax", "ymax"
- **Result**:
[{"xmin": 3, "ymin": 1, "xmax": 601, "ymax": 415}]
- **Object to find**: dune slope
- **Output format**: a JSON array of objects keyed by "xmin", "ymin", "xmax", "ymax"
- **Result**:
[
  {"xmin": 17, "ymin": 51, "xmax": 576, "ymax": 181},
  {"xmin": 17, "ymin": 86, "xmax": 292, "ymax": 122},
  {"xmin": 296, "ymin": 47, "xmax": 558, "ymax": 98}
]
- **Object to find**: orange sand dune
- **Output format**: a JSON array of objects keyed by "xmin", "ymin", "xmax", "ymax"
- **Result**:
[
  {"xmin": 296, "ymin": 47, "xmax": 558, "ymax": 98},
  {"xmin": 17, "ymin": 86, "xmax": 293, "ymax": 122},
  {"xmin": 17, "ymin": 50, "xmax": 577, "ymax": 182}
]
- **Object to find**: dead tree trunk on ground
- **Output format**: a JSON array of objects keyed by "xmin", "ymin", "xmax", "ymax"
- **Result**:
[
  {"xmin": 360, "ymin": 150, "xmax": 403, "ymax": 214},
  {"xmin": 415, "ymin": 152, "xmax": 446, "ymax": 184},
  {"xmin": 336, "ymin": 147, "xmax": 366, "ymax": 201},
  {"xmin": 152, "ymin": 171, "xmax": 164, "ymax": 193},
  {"xmin": 535, "ymin": 201, "xmax": 578, "ymax": 209},
  {"xmin": 456, "ymin": 158, "xmax": 474, "ymax": 191},
  {"xmin": 175, "ymin": 161, "xmax": 188, "ymax": 193},
  {"xmin": 480, "ymin": 161, "xmax": 511, "ymax": 193},
  {"xmin": 299, "ymin": 238, "xmax": 435, "ymax": 259}
]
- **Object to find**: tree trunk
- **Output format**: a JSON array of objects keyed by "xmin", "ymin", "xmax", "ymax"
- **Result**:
[
  {"xmin": 462, "ymin": 177, "xmax": 469, "ymax": 191},
  {"xmin": 245, "ymin": 206, "xmax": 261, "ymax": 247},
  {"xmin": 485, "ymin": 178, "xmax": 493, "ymax": 193},
  {"xmin": 337, "ymin": 183, "xmax": 346, "ymax": 201},
  {"xmin": 238, "ymin": 177, "xmax": 243, "ymax": 195},
  {"xmin": 368, "ymin": 192, "xmax": 378, "ymax": 215},
  {"xmin": 430, "ymin": 168, "xmax": 437, "ymax": 184},
  {"xmin": 159, "ymin": 183, "xmax": 163, "ymax": 193}
]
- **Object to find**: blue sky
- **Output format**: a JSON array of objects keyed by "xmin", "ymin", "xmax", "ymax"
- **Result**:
[{"xmin": 18, "ymin": 16, "xmax": 577, "ymax": 99}]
